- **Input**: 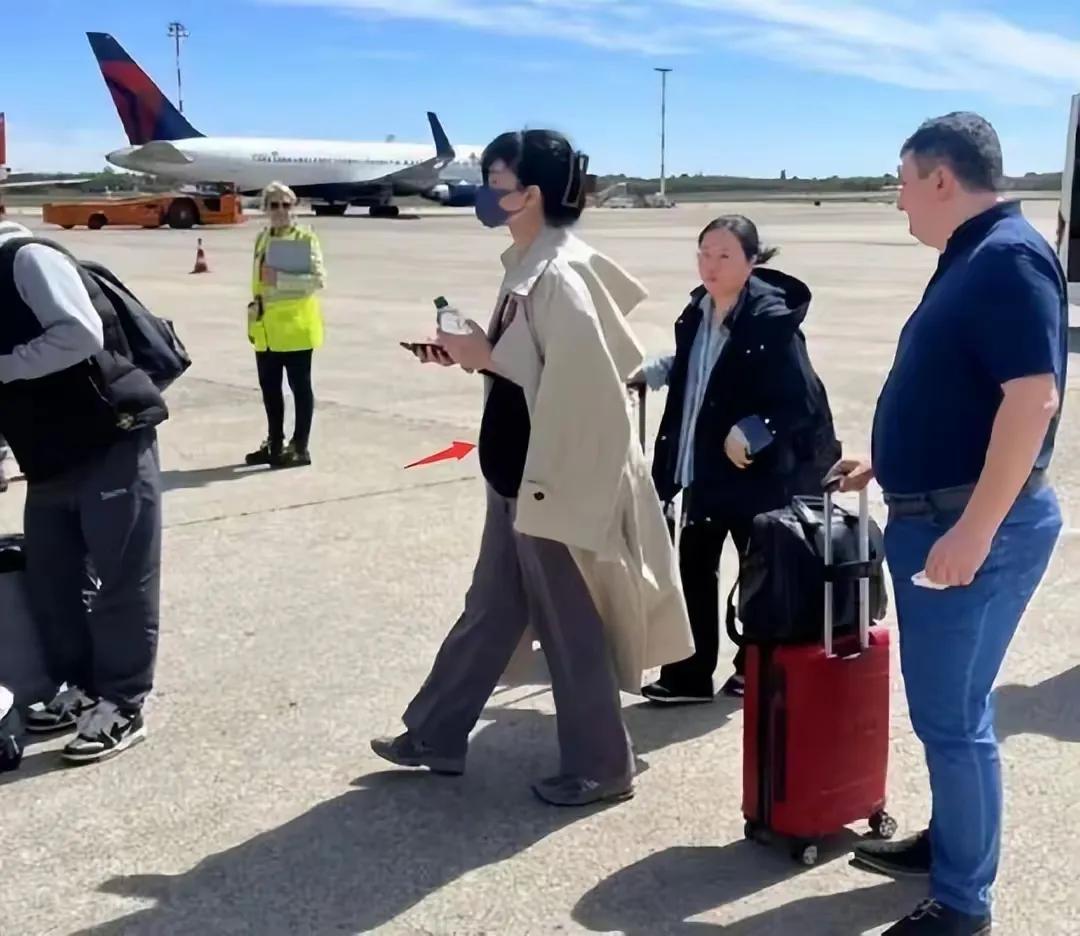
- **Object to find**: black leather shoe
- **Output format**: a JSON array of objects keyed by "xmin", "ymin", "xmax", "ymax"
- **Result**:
[
  {"xmin": 883, "ymin": 899, "xmax": 990, "ymax": 934},
  {"xmin": 641, "ymin": 681, "xmax": 714, "ymax": 705},
  {"xmin": 853, "ymin": 828, "xmax": 931, "ymax": 877}
]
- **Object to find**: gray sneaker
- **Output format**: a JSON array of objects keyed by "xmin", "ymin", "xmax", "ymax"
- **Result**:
[
  {"xmin": 370, "ymin": 732, "xmax": 466, "ymax": 776},
  {"xmin": 531, "ymin": 774, "xmax": 634, "ymax": 807}
]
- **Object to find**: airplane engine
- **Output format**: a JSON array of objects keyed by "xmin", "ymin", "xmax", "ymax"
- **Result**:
[{"xmin": 422, "ymin": 182, "xmax": 478, "ymax": 207}]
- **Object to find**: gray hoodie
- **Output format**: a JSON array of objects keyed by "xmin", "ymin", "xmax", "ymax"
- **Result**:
[{"xmin": 0, "ymin": 221, "xmax": 104, "ymax": 383}]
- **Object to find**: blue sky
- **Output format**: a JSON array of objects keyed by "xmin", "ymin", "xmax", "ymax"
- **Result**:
[{"xmin": 3, "ymin": 0, "xmax": 1079, "ymax": 177}]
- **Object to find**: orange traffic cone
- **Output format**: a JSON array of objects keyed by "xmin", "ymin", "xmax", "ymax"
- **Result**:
[{"xmin": 190, "ymin": 238, "xmax": 209, "ymax": 274}]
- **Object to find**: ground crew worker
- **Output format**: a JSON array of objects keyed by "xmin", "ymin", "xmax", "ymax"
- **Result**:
[{"xmin": 245, "ymin": 181, "xmax": 326, "ymax": 469}]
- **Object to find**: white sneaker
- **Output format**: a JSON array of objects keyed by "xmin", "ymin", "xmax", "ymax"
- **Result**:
[
  {"xmin": 62, "ymin": 700, "xmax": 146, "ymax": 764},
  {"xmin": 26, "ymin": 685, "xmax": 97, "ymax": 734}
]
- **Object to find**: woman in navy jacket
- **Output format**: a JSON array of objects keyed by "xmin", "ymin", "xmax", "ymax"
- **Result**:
[{"xmin": 637, "ymin": 215, "xmax": 839, "ymax": 702}]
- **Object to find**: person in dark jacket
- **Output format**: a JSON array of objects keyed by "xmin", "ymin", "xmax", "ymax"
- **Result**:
[
  {"xmin": 636, "ymin": 215, "xmax": 839, "ymax": 703},
  {"xmin": 0, "ymin": 219, "xmax": 166, "ymax": 764}
]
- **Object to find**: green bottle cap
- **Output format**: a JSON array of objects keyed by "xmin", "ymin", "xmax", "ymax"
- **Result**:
[{"xmin": 433, "ymin": 296, "xmax": 449, "ymax": 309}]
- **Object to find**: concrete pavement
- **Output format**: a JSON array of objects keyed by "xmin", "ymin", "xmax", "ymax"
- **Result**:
[{"xmin": 1, "ymin": 200, "xmax": 1076, "ymax": 935}]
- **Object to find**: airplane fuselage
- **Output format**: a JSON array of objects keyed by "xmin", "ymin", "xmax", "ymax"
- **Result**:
[{"xmin": 107, "ymin": 136, "xmax": 484, "ymax": 197}]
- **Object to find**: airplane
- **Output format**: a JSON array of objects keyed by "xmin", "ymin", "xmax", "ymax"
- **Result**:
[
  {"xmin": 88, "ymin": 32, "xmax": 485, "ymax": 218},
  {"xmin": 0, "ymin": 112, "xmax": 91, "ymax": 196},
  {"xmin": 1058, "ymin": 92, "xmax": 1079, "ymax": 326}
]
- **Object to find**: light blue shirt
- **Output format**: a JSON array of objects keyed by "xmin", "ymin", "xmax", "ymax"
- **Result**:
[{"xmin": 642, "ymin": 295, "xmax": 731, "ymax": 488}]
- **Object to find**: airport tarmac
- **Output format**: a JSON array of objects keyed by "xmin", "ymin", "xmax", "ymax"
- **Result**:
[{"xmin": 1, "ymin": 200, "xmax": 1077, "ymax": 936}]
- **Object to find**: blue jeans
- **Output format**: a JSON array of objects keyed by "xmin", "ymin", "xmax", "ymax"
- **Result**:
[{"xmin": 885, "ymin": 486, "xmax": 1061, "ymax": 917}]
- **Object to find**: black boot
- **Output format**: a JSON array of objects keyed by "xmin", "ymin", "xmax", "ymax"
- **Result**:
[{"xmin": 245, "ymin": 438, "xmax": 283, "ymax": 466}]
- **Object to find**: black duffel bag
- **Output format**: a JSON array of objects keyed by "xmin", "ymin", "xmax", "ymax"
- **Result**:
[{"xmin": 726, "ymin": 495, "xmax": 888, "ymax": 646}]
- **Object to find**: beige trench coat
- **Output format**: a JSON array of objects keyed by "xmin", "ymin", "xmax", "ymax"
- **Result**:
[{"xmin": 487, "ymin": 225, "xmax": 694, "ymax": 693}]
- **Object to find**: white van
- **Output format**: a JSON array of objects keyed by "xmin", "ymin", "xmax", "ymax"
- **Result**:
[{"xmin": 1059, "ymin": 93, "xmax": 1080, "ymax": 326}]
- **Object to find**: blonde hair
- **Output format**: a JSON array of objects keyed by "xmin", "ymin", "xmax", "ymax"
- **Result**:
[{"xmin": 262, "ymin": 181, "xmax": 297, "ymax": 210}]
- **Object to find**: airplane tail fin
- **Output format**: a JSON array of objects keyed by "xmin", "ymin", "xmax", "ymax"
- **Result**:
[
  {"xmin": 87, "ymin": 32, "xmax": 203, "ymax": 144},
  {"xmin": 0, "ymin": 113, "xmax": 7, "ymax": 168},
  {"xmin": 427, "ymin": 112, "xmax": 455, "ymax": 161}
]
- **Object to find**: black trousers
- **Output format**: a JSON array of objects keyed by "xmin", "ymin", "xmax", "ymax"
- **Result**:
[
  {"xmin": 23, "ymin": 431, "xmax": 162, "ymax": 711},
  {"xmin": 256, "ymin": 350, "xmax": 314, "ymax": 450},
  {"xmin": 659, "ymin": 513, "xmax": 751, "ymax": 694}
]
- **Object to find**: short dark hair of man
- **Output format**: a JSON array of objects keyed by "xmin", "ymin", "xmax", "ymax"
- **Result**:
[{"xmin": 901, "ymin": 112, "xmax": 1003, "ymax": 193}]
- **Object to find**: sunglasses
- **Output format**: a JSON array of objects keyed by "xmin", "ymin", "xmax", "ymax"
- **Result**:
[{"xmin": 267, "ymin": 201, "xmax": 291, "ymax": 210}]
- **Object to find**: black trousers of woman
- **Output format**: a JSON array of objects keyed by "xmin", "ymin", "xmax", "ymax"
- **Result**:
[
  {"xmin": 658, "ymin": 513, "xmax": 751, "ymax": 695},
  {"xmin": 255, "ymin": 350, "xmax": 314, "ymax": 451}
]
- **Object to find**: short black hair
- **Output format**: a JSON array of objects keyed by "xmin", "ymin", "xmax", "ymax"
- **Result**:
[
  {"xmin": 901, "ymin": 112, "xmax": 1003, "ymax": 193},
  {"xmin": 698, "ymin": 215, "xmax": 779, "ymax": 265},
  {"xmin": 481, "ymin": 129, "xmax": 589, "ymax": 228}
]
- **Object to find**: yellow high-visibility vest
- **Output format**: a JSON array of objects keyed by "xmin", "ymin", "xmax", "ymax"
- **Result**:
[{"xmin": 249, "ymin": 224, "xmax": 326, "ymax": 352}]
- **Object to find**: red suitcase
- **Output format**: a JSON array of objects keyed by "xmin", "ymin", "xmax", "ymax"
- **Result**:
[{"xmin": 741, "ymin": 488, "xmax": 897, "ymax": 865}]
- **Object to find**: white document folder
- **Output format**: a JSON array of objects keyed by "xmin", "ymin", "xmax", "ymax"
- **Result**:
[{"xmin": 265, "ymin": 238, "xmax": 313, "ymax": 274}]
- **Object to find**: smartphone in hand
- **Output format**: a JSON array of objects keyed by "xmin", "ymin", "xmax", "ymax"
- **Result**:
[{"xmin": 401, "ymin": 341, "xmax": 453, "ymax": 366}]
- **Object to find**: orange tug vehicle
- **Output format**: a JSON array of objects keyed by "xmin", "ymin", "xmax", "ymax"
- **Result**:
[{"xmin": 42, "ymin": 191, "xmax": 244, "ymax": 231}]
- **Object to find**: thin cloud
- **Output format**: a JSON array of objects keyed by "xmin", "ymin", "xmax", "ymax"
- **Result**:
[
  {"xmin": 682, "ymin": 0, "xmax": 1080, "ymax": 102},
  {"xmin": 262, "ymin": 0, "xmax": 1080, "ymax": 103},
  {"xmin": 259, "ymin": 0, "xmax": 693, "ymax": 54}
]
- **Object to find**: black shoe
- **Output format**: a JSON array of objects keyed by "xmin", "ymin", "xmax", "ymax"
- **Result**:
[
  {"xmin": 853, "ymin": 828, "xmax": 931, "ymax": 878},
  {"xmin": 25, "ymin": 686, "xmax": 97, "ymax": 734},
  {"xmin": 61, "ymin": 701, "xmax": 146, "ymax": 764},
  {"xmin": 245, "ymin": 438, "xmax": 282, "ymax": 466},
  {"xmin": 641, "ymin": 681, "xmax": 714, "ymax": 705},
  {"xmin": 370, "ymin": 732, "xmax": 466, "ymax": 775},
  {"xmin": 531, "ymin": 774, "xmax": 634, "ymax": 807},
  {"xmin": 720, "ymin": 673, "xmax": 745, "ymax": 698},
  {"xmin": 883, "ymin": 899, "xmax": 991, "ymax": 934},
  {"xmin": 272, "ymin": 443, "xmax": 312, "ymax": 469}
]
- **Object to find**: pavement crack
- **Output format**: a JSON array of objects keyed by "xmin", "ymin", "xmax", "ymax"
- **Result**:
[{"xmin": 164, "ymin": 475, "xmax": 474, "ymax": 530}]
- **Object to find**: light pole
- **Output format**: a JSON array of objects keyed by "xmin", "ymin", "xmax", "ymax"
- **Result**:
[
  {"xmin": 655, "ymin": 67, "xmax": 672, "ymax": 199},
  {"xmin": 167, "ymin": 22, "xmax": 190, "ymax": 113}
]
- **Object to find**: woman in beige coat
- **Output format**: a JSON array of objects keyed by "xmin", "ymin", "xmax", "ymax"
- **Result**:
[{"xmin": 372, "ymin": 129, "xmax": 693, "ymax": 807}]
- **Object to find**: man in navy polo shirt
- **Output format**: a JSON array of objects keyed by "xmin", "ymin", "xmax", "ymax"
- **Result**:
[{"xmin": 833, "ymin": 112, "xmax": 1066, "ymax": 935}]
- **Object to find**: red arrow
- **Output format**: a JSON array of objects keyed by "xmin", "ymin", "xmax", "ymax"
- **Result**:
[{"xmin": 405, "ymin": 440, "xmax": 476, "ymax": 469}]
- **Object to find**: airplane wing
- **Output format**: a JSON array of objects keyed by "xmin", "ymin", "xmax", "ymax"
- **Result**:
[
  {"xmin": 378, "ymin": 112, "xmax": 456, "ymax": 192},
  {"xmin": 0, "ymin": 178, "xmax": 91, "ymax": 190}
]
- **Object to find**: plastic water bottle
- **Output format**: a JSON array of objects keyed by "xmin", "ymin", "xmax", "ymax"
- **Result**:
[{"xmin": 434, "ymin": 296, "xmax": 471, "ymax": 335}]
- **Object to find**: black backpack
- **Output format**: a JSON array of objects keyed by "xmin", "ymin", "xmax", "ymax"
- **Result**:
[
  {"xmin": 79, "ymin": 260, "xmax": 191, "ymax": 391},
  {"xmin": 726, "ymin": 496, "xmax": 889, "ymax": 647},
  {"xmin": 0, "ymin": 238, "xmax": 191, "ymax": 391}
]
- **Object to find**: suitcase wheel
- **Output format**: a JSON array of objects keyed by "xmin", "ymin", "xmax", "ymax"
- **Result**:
[
  {"xmin": 791, "ymin": 842, "xmax": 819, "ymax": 866},
  {"xmin": 869, "ymin": 810, "xmax": 898, "ymax": 840}
]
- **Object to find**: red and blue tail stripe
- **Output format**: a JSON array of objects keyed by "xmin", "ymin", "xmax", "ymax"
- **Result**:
[{"xmin": 87, "ymin": 32, "xmax": 203, "ymax": 144}]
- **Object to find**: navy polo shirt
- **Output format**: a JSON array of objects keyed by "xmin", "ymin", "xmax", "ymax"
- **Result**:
[{"xmin": 872, "ymin": 201, "xmax": 1068, "ymax": 495}]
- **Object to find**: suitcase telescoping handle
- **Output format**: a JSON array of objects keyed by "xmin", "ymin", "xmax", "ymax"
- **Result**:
[{"xmin": 822, "ymin": 485, "xmax": 871, "ymax": 658}]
